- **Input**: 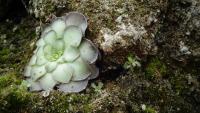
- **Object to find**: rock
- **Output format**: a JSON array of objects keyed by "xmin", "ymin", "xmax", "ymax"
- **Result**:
[
  {"xmin": 28, "ymin": 0, "xmax": 168, "ymax": 64},
  {"xmin": 0, "ymin": 0, "xmax": 12, "ymax": 20},
  {"xmin": 0, "ymin": 0, "xmax": 27, "ymax": 22}
]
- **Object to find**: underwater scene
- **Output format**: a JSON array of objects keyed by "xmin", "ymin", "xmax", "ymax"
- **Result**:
[{"xmin": 0, "ymin": 0, "xmax": 200, "ymax": 113}]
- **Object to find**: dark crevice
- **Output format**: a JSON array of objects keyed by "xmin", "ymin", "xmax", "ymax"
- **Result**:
[{"xmin": 0, "ymin": 0, "xmax": 28, "ymax": 23}]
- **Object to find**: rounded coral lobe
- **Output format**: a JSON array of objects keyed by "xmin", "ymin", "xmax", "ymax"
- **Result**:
[
  {"xmin": 24, "ymin": 12, "xmax": 99, "ymax": 93},
  {"xmin": 64, "ymin": 12, "xmax": 88, "ymax": 35}
]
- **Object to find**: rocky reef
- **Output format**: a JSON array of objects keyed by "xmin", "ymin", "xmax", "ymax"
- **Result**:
[{"xmin": 0, "ymin": 0, "xmax": 199, "ymax": 113}]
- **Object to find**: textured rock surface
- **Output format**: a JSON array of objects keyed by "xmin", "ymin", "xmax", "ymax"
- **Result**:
[
  {"xmin": 29, "ymin": 0, "xmax": 167, "ymax": 57},
  {"xmin": 0, "ymin": 0, "xmax": 200, "ymax": 113}
]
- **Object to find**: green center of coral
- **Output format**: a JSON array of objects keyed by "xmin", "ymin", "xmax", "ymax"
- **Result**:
[
  {"xmin": 47, "ymin": 49, "xmax": 63, "ymax": 61},
  {"xmin": 43, "ymin": 40, "xmax": 65, "ymax": 61}
]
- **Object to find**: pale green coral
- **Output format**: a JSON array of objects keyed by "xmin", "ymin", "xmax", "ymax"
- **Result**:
[{"xmin": 24, "ymin": 12, "xmax": 99, "ymax": 93}]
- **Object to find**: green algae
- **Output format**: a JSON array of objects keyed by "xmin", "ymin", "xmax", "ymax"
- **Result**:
[
  {"xmin": 143, "ymin": 106, "xmax": 157, "ymax": 113},
  {"xmin": 145, "ymin": 57, "xmax": 167, "ymax": 79},
  {"xmin": 0, "ymin": 48, "xmax": 10, "ymax": 63},
  {"xmin": 0, "ymin": 88, "xmax": 31, "ymax": 113},
  {"xmin": 42, "ymin": 93, "xmax": 92, "ymax": 113},
  {"xmin": 0, "ymin": 72, "xmax": 93, "ymax": 113},
  {"xmin": 0, "ymin": 73, "xmax": 19, "ymax": 89},
  {"xmin": 0, "ymin": 72, "xmax": 31, "ymax": 113}
]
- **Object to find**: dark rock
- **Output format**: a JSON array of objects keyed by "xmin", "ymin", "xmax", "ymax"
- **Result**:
[{"xmin": 0, "ymin": 0, "xmax": 27, "ymax": 22}]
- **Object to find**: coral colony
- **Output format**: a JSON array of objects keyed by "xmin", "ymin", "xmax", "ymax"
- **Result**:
[{"xmin": 24, "ymin": 12, "xmax": 99, "ymax": 93}]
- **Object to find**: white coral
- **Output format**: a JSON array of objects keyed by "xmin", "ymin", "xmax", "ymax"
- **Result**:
[{"xmin": 24, "ymin": 12, "xmax": 99, "ymax": 93}]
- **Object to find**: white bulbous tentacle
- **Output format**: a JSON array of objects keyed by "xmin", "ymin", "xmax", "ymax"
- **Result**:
[
  {"xmin": 29, "ymin": 55, "xmax": 37, "ymax": 65},
  {"xmin": 27, "ymin": 79, "xmax": 42, "ymax": 91},
  {"xmin": 53, "ymin": 39, "xmax": 65, "ymax": 50},
  {"xmin": 64, "ymin": 12, "xmax": 88, "ymax": 35},
  {"xmin": 31, "ymin": 65, "xmax": 46, "ymax": 81},
  {"xmin": 24, "ymin": 54, "xmax": 37, "ymax": 77},
  {"xmin": 39, "ymin": 73, "xmax": 57, "ymax": 90},
  {"xmin": 37, "ymin": 27, "xmax": 53, "ymax": 47},
  {"xmin": 63, "ymin": 25, "xmax": 82, "ymax": 47},
  {"xmin": 70, "ymin": 57, "xmax": 91, "ymax": 81},
  {"xmin": 51, "ymin": 64, "xmax": 73, "ymax": 83},
  {"xmin": 62, "ymin": 45, "xmax": 80, "ymax": 62},
  {"xmin": 24, "ymin": 65, "xmax": 31, "ymax": 77},
  {"xmin": 35, "ymin": 47, "xmax": 48, "ymax": 65},
  {"xmin": 79, "ymin": 38, "xmax": 99, "ymax": 64},
  {"xmin": 51, "ymin": 17, "xmax": 66, "ymax": 38},
  {"xmin": 57, "ymin": 80, "xmax": 88, "ymax": 93},
  {"xmin": 41, "ymin": 26, "xmax": 53, "ymax": 38},
  {"xmin": 36, "ymin": 38, "xmax": 45, "ymax": 47},
  {"xmin": 88, "ymin": 64, "xmax": 99, "ymax": 80},
  {"xmin": 45, "ymin": 62, "xmax": 58, "ymax": 73},
  {"xmin": 43, "ymin": 30, "xmax": 57, "ymax": 45}
]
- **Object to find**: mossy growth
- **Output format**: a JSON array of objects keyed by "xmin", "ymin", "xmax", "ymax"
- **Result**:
[
  {"xmin": 44, "ymin": 93, "xmax": 92, "ymax": 113},
  {"xmin": 0, "ymin": 72, "xmax": 21, "ymax": 90},
  {"xmin": 0, "ymin": 48, "xmax": 10, "ymax": 63},
  {"xmin": 170, "ymin": 75, "xmax": 187, "ymax": 95},
  {"xmin": 168, "ymin": 68, "xmax": 196, "ymax": 96},
  {"xmin": 142, "ymin": 106, "xmax": 157, "ymax": 113},
  {"xmin": 0, "ymin": 18, "xmax": 37, "ymax": 71},
  {"xmin": 145, "ymin": 57, "xmax": 167, "ymax": 79},
  {"xmin": 0, "ymin": 71, "xmax": 93, "ymax": 113},
  {"xmin": 0, "ymin": 72, "xmax": 33, "ymax": 113},
  {"xmin": 0, "ymin": 88, "xmax": 32, "ymax": 113}
]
